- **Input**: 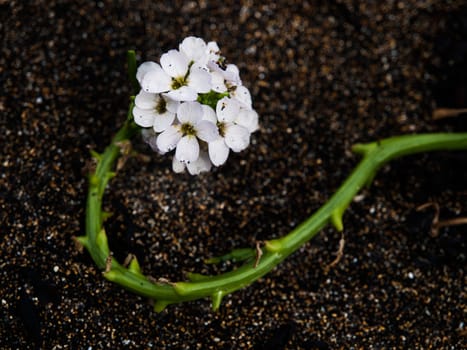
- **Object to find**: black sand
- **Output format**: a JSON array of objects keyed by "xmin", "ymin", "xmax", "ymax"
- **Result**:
[{"xmin": 1, "ymin": 1, "xmax": 466, "ymax": 349}]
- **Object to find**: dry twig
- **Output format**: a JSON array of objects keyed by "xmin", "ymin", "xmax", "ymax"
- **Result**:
[
  {"xmin": 254, "ymin": 241, "xmax": 263, "ymax": 268},
  {"xmin": 432, "ymin": 108, "xmax": 467, "ymax": 120},
  {"xmin": 416, "ymin": 202, "xmax": 467, "ymax": 237},
  {"xmin": 324, "ymin": 233, "xmax": 345, "ymax": 273}
]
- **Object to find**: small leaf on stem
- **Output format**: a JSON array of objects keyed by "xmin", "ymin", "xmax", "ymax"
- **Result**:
[
  {"xmin": 96, "ymin": 228, "xmax": 110, "ymax": 257},
  {"xmin": 205, "ymin": 248, "xmax": 255, "ymax": 264},
  {"xmin": 128, "ymin": 256, "xmax": 142, "ymax": 275},
  {"xmin": 211, "ymin": 290, "xmax": 224, "ymax": 311},
  {"xmin": 153, "ymin": 300, "xmax": 170, "ymax": 313}
]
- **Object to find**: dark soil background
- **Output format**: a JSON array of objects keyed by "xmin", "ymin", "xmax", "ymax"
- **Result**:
[{"xmin": 1, "ymin": 1, "xmax": 466, "ymax": 349}]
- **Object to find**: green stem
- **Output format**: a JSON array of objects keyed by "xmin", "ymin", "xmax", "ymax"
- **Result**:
[
  {"xmin": 77, "ymin": 129, "xmax": 467, "ymax": 311},
  {"xmin": 127, "ymin": 50, "xmax": 140, "ymax": 95},
  {"xmin": 77, "ymin": 115, "xmax": 139, "ymax": 269}
]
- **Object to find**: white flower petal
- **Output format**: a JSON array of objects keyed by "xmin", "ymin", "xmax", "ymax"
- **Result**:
[
  {"xmin": 187, "ymin": 67, "xmax": 212, "ymax": 93},
  {"xmin": 206, "ymin": 41, "xmax": 220, "ymax": 61},
  {"xmin": 141, "ymin": 67, "xmax": 172, "ymax": 93},
  {"xmin": 148, "ymin": 138, "xmax": 161, "ymax": 153},
  {"xmin": 187, "ymin": 151, "xmax": 212, "ymax": 175},
  {"xmin": 132, "ymin": 106, "xmax": 155, "ymax": 128},
  {"xmin": 177, "ymin": 101, "xmax": 203, "ymax": 124},
  {"xmin": 201, "ymin": 105, "xmax": 217, "ymax": 123},
  {"xmin": 141, "ymin": 129, "xmax": 163, "ymax": 153},
  {"xmin": 136, "ymin": 61, "xmax": 159, "ymax": 85},
  {"xmin": 172, "ymin": 156, "xmax": 186, "ymax": 173},
  {"xmin": 208, "ymin": 138, "xmax": 230, "ymax": 166},
  {"xmin": 224, "ymin": 64, "xmax": 242, "ymax": 85},
  {"xmin": 225, "ymin": 64, "xmax": 240, "ymax": 75},
  {"xmin": 190, "ymin": 60, "xmax": 209, "ymax": 71},
  {"xmin": 207, "ymin": 60, "xmax": 223, "ymax": 74},
  {"xmin": 207, "ymin": 41, "xmax": 220, "ymax": 53},
  {"xmin": 160, "ymin": 49, "xmax": 189, "ymax": 78},
  {"xmin": 153, "ymin": 111, "xmax": 176, "ymax": 133},
  {"xmin": 175, "ymin": 136, "xmax": 199, "ymax": 163},
  {"xmin": 165, "ymin": 97, "xmax": 180, "ymax": 113},
  {"xmin": 141, "ymin": 128, "xmax": 156, "ymax": 142},
  {"xmin": 232, "ymin": 85, "xmax": 252, "ymax": 109},
  {"xmin": 196, "ymin": 120, "xmax": 219, "ymax": 142},
  {"xmin": 225, "ymin": 124, "xmax": 250, "ymax": 152},
  {"xmin": 134, "ymin": 90, "xmax": 158, "ymax": 109},
  {"xmin": 156, "ymin": 125, "xmax": 182, "ymax": 153},
  {"xmin": 211, "ymin": 71, "xmax": 227, "ymax": 93},
  {"xmin": 236, "ymin": 109, "xmax": 259, "ymax": 132},
  {"xmin": 216, "ymin": 97, "xmax": 240, "ymax": 122},
  {"xmin": 179, "ymin": 36, "xmax": 207, "ymax": 64},
  {"xmin": 165, "ymin": 86, "xmax": 198, "ymax": 102}
]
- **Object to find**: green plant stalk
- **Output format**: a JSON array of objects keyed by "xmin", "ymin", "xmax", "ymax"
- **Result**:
[
  {"xmin": 127, "ymin": 50, "xmax": 140, "ymax": 95},
  {"xmin": 77, "ymin": 128, "xmax": 467, "ymax": 311},
  {"xmin": 77, "ymin": 114, "xmax": 139, "ymax": 269}
]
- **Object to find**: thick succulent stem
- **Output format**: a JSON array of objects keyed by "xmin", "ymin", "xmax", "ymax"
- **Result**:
[
  {"xmin": 77, "ymin": 126, "xmax": 467, "ymax": 311},
  {"xmin": 76, "ymin": 115, "xmax": 139, "ymax": 269}
]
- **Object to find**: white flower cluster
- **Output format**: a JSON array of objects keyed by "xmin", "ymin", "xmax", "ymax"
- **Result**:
[{"xmin": 133, "ymin": 36, "xmax": 259, "ymax": 175}]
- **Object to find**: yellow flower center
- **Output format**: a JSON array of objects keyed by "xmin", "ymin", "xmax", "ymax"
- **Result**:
[
  {"xmin": 155, "ymin": 98, "xmax": 167, "ymax": 114},
  {"xmin": 180, "ymin": 123, "xmax": 196, "ymax": 136}
]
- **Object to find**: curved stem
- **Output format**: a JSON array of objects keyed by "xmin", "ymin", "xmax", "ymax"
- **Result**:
[
  {"xmin": 77, "ymin": 115, "xmax": 140, "ymax": 269},
  {"xmin": 77, "ymin": 129, "xmax": 467, "ymax": 311}
]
